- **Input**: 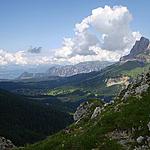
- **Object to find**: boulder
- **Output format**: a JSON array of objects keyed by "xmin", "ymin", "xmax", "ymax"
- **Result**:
[
  {"xmin": 137, "ymin": 136, "xmax": 144, "ymax": 144},
  {"xmin": 91, "ymin": 107, "xmax": 101, "ymax": 119}
]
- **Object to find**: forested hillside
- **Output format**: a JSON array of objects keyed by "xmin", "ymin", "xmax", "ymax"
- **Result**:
[{"xmin": 0, "ymin": 89, "xmax": 73, "ymax": 146}]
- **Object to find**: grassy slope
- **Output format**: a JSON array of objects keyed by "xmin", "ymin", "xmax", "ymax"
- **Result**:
[
  {"xmin": 17, "ymin": 87, "xmax": 150, "ymax": 150},
  {"xmin": 122, "ymin": 63, "xmax": 150, "ymax": 77}
]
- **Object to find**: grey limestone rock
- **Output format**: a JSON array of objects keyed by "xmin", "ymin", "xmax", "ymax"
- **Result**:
[
  {"xmin": 91, "ymin": 107, "xmax": 101, "ymax": 119},
  {"xmin": 147, "ymin": 121, "xmax": 150, "ymax": 131},
  {"xmin": 0, "ymin": 137, "xmax": 15, "ymax": 150},
  {"xmin": 73, "ymin": 101, "xmax": 92, "ymax": 122},
  {"xmin": 136, "ymin": 136, "xmax": 144, "ymax": 144}
]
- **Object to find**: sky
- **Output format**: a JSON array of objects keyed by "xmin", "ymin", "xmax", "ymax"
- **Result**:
[{"xmin": 0, "ymin": 0, "xmax": 149, "ymax": 66}]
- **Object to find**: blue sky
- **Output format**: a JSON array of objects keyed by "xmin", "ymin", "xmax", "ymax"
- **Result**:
[{"xmin": 0, "ymin": 0, "xmax": 149, "ymax": 52}]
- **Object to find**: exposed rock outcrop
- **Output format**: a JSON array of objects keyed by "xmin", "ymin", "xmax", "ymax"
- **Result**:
[
  {"xmin": 0, "ymin": 137, "xmax": 15, "ymax": 150},
  {"xmin": 147, "ymin": 122, "xmax": 150, "ymax": 131},
  {"xmin": 91, "ymin": 107, "xmax": 101, "ymax": 119},
  {"xmin": 73, "ymin": 100, "xmax": 104, "ymax": 123},
  {"xmin": 107, "ymin": 129, "xmax": 134, "ymax": 149},
  {"xmin": 119, "ymin": 72, "xmax": 150, "ymax": 100},
  {"xmin": 73, "ymin": 101, "xmax": 93, "ymax": 122},
  {"xmin": 106, "ymin": 76, "xmax": 130, "ymax": 87},
  {"xmin": 136, "ymin": 136, "xmax": 144, "ymax": 144}
]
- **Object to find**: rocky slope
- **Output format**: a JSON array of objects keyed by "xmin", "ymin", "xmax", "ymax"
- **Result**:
[
  {"xmin": 106, "ymin": 75, "xmax": 130, "ymax": 87},
  {"xmin": 120, "ymin": 37, "xmax": 150, "ymax": 63},
  {"xmin": 0, "ymin": 137, "xmax": 15, "ymax": 150},
  {"xmin": 17, "ymin": 70, "xmax": 150, "ymax": 150}
]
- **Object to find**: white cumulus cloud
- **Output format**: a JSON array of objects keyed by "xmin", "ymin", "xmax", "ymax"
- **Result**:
[{"xmin": 54, "ymin": 5, "xmax": 141, "ymax": 64}]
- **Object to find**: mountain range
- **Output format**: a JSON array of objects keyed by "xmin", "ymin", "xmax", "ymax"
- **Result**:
[{"xmin": 46, "ymin": 61, "xmax": 114, "ymax": 77}]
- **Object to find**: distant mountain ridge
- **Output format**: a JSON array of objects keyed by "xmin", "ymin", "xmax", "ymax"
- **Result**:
[
  {"xmin": 0, "ymin": 64, "xmax": 52, "ymax": 80},
  {"xmin": 46, "ymin": 61, "xmax": 113, "ymax": 77},
  {"xmin": 18, "ymin": 61, "xmax": 113, "ymax": 80}
]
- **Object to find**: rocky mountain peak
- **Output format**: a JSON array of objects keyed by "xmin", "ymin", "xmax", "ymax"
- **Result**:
[
  {"xmin": 130, "ymin": 37, "xmax": 150, "ymax": 56},
  {"xmin": 120, "ymin": 37, "xmax": 150, "ymax": 62}
]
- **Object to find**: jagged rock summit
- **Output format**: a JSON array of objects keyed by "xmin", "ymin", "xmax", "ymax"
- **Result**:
[{"xmin": 120, "ymin": 37, "xmax": 150, "ymax": 62}]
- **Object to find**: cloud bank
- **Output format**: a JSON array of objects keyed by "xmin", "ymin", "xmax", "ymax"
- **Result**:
[
  {"xmin": 0, "ymin": 5, "xmax": 141, "ymax": 66},
  {"xmin": 0, "ymin": 50, "xmax": 27, "ymax": 65},
  {"xmin": 0, "ymin": 49, "xmax": 52, "ymax": 66}
]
